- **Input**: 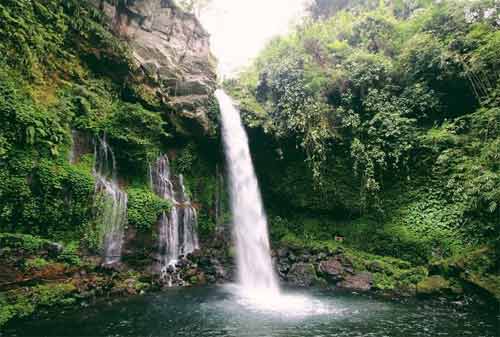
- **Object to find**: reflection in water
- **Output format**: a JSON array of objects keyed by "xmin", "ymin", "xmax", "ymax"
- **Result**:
[{"xmin": 5, "ymin": 286, "xmax": 498, "ymax": 337}]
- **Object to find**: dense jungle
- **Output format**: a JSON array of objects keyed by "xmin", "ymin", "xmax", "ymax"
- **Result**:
[{"xmin": 0, "ymin": 1, "xmax": 498, "ymax": 336}]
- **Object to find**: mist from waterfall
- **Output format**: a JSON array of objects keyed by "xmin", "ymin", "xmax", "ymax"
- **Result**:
[
  {"xmin": 150, "ymin": 154, "xmax": 199, "ymax": 284},
  {"xmin": 216, "ymin": 90, "xmax": 339, "ymax": 316},
  {"xmin": 93, "ymin": 136, "xmax": 128, "ymax": 265},
  {"xmin": 216, "ymin": 89, "xmax": 279, "ymax": 294}
]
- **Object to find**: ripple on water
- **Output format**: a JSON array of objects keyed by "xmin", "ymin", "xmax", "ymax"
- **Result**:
[{"xmin": 3, "ymin": 286, "xmax": 498, "ymax": 337}]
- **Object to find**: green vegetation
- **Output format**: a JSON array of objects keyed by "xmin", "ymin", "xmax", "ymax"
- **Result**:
[
  {"xmin": 278, "ymin": 231, "xmax": 428, "ymax": 293},
  {"xmin": 0, "ymin": 0, "xmax": 219, "ymax": 328},
  {"xmin": 226, "ymin": 0, "xmax": 499, "ymax": 267},
  {"xmin": 127, "ymin": 187, "xmax": 171, "ymax": 232},
  {"xmin": 0, "ymin": 0, "xmax": 206, "ymax": 244},
  {"xmin": 0, "ymin": 283, "xmax": 77, "ymax": 327},
  {"xmin": 24, "ymin": 257, "xmax": 50, "ymax": 271},
  {"xmin": 0, "ymin": 0, "xmax": 499, "ymax": 329},
  {"xmin": 0, "ymin": 0, "xmax": 128, "ymax": 241},
  {"xmin": 171, "ymin": 142, "xmax": 225, "ymax": 239},
  {"xmin": 0, "ymin": 233, "xmax": 55, "ymax": 252}
]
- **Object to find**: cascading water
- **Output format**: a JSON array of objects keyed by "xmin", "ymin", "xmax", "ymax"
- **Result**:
[
  {"xmin": 150, "ymin": 154, "xmax": 199, "ymax": 284},
  {"xmin": 216, "ymin": 90, "xmax": 335, "ymax": 316},
  {"xmin": 93, "ymin": 136, "xmax": 128, "ymax": 265},
  {"xmin": 216, "ymin": 89, "xmax": 279, "ymax": 294},
  {"xmin": 178, "ymin": 174, "xmax": 200, "ymax": 255}
]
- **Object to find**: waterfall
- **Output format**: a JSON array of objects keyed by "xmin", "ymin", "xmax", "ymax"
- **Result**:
[
  {"xmin": 150, "ymin": 154, "xmax": 199, "ymax": 284},
  {"xmin": 216, "ymin": 89, "xmax": 279, "ymax": 293},
  {"xmin": 178, "ymin": 174, "xmax": 200, "ymax": 255},
  {"xmin": 93, "ymin": 136, "xmax": 128, "ymax": 265}
]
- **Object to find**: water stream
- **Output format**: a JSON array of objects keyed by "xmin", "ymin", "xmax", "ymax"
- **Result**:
[
  {"xmin": 217, "ymin": 89, "xmax": 279, "ymax": 294},
  {"xmin": 93, "ymin": 136, "xmax": 128, "ymax": 265},
  {"xmin": 217, "ymin": 89, "xmax": 339, "ymax": 315},
  {"xmin": 150, "ymin": 154, "xmax": 199, "ymax": 285}
]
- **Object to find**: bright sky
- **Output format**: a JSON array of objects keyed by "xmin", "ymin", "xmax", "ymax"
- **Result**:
[{"xmin": 200, "ymin": 0, "xmax": 309, "ymax": 77}]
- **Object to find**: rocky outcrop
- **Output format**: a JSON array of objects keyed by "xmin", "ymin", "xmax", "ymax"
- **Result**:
[
  {"xmin": 338, "ymin": 272, "xmax": 373, "ymax": 291},
  {"xmin": 91, "ymin": 0, "xmax": 217, "ymax": 135},
  {"xmin": 274, "ymin": 245, "xmax": 424, "ymax": 295},
  {"xmin": 416, "ymin": 276, "xmax": 454, "ymax": 297},
  {"xmin": 141, "ymin": 246, "xmax": 235, "ymax": 288},
  {"xmin": 318, "ymin": 256, "xmax": 354, "ymax": 282},
  {"xmin": 287, "ymin": 263, "xmax": 317, "ymax": 287}
]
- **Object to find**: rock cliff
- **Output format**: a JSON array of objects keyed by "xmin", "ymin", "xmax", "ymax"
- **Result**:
[{"xmin": 92, "ymin": 0, "xmax": 217, "ymax": 135}]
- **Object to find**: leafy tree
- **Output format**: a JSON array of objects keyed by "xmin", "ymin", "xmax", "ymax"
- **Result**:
[{"xmin": 225, "ymin": 0, "xmax": 500, "ymax": 256}]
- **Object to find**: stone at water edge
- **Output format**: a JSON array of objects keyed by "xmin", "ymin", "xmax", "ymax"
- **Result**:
[
  {"xmin": 318, "ymin": 258, "xmax": 345, "ymax": 282},
  {"xmin": 416, "ymin": 275, "xmax": 462, "ymax": 297},
  {"xmin": 338, "ymin": 272, "xmax": 374, "ymax": 292},
  {"xmin": 287, "ymin": 263, "xmax": 318, "ymax": 287}
]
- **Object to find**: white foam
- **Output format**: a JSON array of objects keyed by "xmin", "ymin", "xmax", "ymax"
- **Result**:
[{"xmin": 225, "ymin": 284, "xmax": 342, "ymax": 318}]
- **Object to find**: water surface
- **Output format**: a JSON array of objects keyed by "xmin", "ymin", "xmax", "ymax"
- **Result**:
[{"xmin": 4, "ymin": 286, "xmax": 498, "ymax": 337}]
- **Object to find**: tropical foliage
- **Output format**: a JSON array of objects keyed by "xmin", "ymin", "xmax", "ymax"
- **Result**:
[{"xmin": 226, "ymin": 0, "xmax": 500, "ymax": 262}]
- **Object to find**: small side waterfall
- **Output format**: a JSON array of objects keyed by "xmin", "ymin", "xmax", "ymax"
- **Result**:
[
  {"xmin": 216, "ymin": 89, "xmax": 279, "ymax": 293},
  {"xmin": 150, "ymin": 154, "xmax": 199, "ymax": 284},
  {"xmin": 93, "ymin": 136, "xmax": 128, "ymax": 265}
]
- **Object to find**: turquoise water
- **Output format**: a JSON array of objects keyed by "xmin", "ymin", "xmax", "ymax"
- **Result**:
[{"xmin": 4, "ymin": 286, "xmax": 498, "ymax": 337}]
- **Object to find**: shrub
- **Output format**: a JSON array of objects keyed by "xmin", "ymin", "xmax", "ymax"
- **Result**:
[{"xmin": 127, "ymin": 187, "xmax": 171, "ymax": 232}]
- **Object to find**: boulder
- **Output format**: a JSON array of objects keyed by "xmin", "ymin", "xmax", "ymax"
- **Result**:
[
  {"xmin": 277, "ymin": 248, "xmax": 289, "ymax": 258},
  {"xmin": 47, "ymin": 242, "xmax": 64, "ymax": 257},
  {"xmin": 338, "ymin": 272, "xmax": 373, "ymax": 291},
  {"xmin": 287, "ymin": 263, "xmax": 317, "ymax": 287},
  {"xmin": 214, "ymin": 264, "xmax": 226, "ymax": 280},
  {"xmin": 318, "ymin": 258, "xmax": 344, "ymax": 282},
  {"xmin": 416, "ymin": 276, "xmax": 452, "ymax": 296}
]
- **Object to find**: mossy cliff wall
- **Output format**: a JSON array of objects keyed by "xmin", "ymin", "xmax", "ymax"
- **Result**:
[
  {"xmin": 0, "ymin": 0, "xmax": 226, "ymax": 328},
  {"xmin": 90, "ymin": 0, "xmax": 218, "ymax": 136}
]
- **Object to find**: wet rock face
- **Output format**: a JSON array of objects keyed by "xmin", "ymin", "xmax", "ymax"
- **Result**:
[
  {"xmin": 416, "ymin": 275, "xmax": 457, "ymax": 297},
  {"xmin": 91, "ymin": 0, "xmax": 217, "ymax": 135},
  {"xmin": 151, "ymin": 247, "xmax": 236, "ymax": 288},
  {"xmin": 318, "ymin": 258, "xmax": 344, "ymax": 282},
  {"xmin": 288, "ymin": 263, "xmax": 317, "ymax": 287},
  {"xmin": 275, "ymin": 248, "xmax": 375, "ymax": 292},
  {"xmin": 338, "ymin": 272, "xmax": 373, "ymax": 292}
]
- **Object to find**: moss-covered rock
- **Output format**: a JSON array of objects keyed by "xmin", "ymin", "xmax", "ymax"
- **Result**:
[
  {"xmin": 338, "ymin": 272, "xmax": 374, "ymax": 292},
  {"xmin": 288, "ymin": 263, "xmax": 317, "ymax": 287},
  {"xmin": 189, "ymin": 273, "xmax": 207, "ymax": 286},
  {"xmin": 0, "ymin": 282, "xmax": 77, "ymax": 327},
  {"xmin": 430, "ymin": 247, "xmax": 499, "ymax": 301},
  {"xmin": 465, "ymin": 274, "xmax": 500, "ymax": 302},
  {"xmin": 416, "ymin": 276, "xmax": 451, "ymax": 296},
  {"xmin": 0, "ymin": 234, "xmax": 57, "ymax": 254},
  {"xmin": 112, "ymin": 277, "xmax": 150, "ymax": 295}
]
